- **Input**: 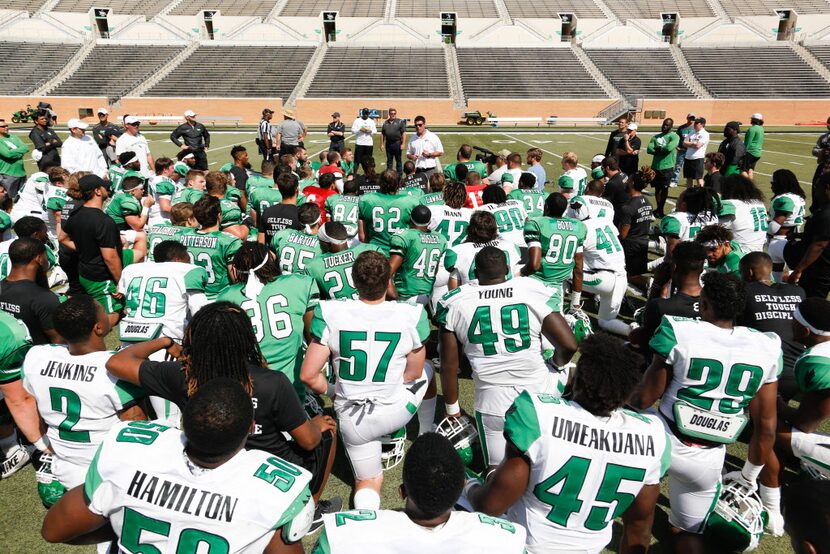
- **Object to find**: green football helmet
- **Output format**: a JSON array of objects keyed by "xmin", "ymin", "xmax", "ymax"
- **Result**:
[
  {"xmin": 704, "ymin": 480, "xmax": 767, "ymax": 552},
  {"xmin": 436, "ymin": 415, "xmax": 479, "ymax": 467},
  {"xmin": 380, "ymin": 427, "xmax": 407, "ymax": 471},
  {"xmin": 564, "ymin": 308, "xmax": 593, "ymax": 344},
  {"xmin": 34, "ymin": 453, "xmax": 66, "ymax": 508}
]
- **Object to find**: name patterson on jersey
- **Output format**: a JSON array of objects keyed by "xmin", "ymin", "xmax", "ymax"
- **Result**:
[
  {"xmin": 127, "ymin": 470, "xmax": 238, "ymax": 523},
  {"xmin": 180, "ymin": 234, "xmax": 218, "ymax": 249},
  {"xmin": 40, "ymin": 360, "xmax": 98, "ymax": 382},
  {"xmin": 552, "ymin": 416, "xmax": 656, "ymax": 457}
]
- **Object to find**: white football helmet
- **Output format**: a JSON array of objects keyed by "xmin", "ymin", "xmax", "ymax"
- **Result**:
[
  {"xmin": 704, "ymin": 480, "xmax": 767, "ymax": 552},
  {"xmin": 436, "ymin": 415, "xmax": 479, "ymax": 467},
  {"xmin": 800, "ymin": 458, "xmax": 830, "ymax": 480},
  {"xmin": 380, "ymin": 427, "xmax": 406, "ymax": 471},
  {"xmin": 564, "ymin": 308, "xmax": 593, "ymax": 344}
]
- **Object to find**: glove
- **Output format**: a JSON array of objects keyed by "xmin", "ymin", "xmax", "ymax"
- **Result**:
[{"xmin": 568, "ymin": 291, "xmax": 582, "ymax": 313}]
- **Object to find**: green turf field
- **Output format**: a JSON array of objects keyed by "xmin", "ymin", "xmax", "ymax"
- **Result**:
[{"xmin": 0, "ymin": 127, "xmax": 819, "ymax": 553}]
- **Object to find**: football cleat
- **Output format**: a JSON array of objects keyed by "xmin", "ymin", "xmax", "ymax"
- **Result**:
[
  {"xmin": 564, "ymin": 308, "xmax": 593, "ymax": 344},
  {"xmin": 33, "ymin": 453, "xmax": 66, "ymax": 507},
  {"xmin": 0, "ymin": 442, "xmax": 30, "ymax": 479},
  {"xmin": 436, "ymin": 415, "xmax": 479, "ymax": 467},
  {"xmin": 704, "ymin": 480, "xmax": 767, "ymax": 552},
  {"xmin": 380, "ymin": 427, "xmax": 406, "ymax": 471}
]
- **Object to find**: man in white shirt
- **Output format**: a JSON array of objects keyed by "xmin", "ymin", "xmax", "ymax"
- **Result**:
[
  {"xmin": 406, "ymin": 115, "xmax": 444, "ymax": 179},
  {"xmin": 683, "ymin": 117, "xmax": 709, "ymax": 188},
  {"xmin": 351, "ymin": 108, "xmax": 377, "ymax": 176},
  {"xmin": 115, "ymin": 115, "xmax": 153, "ymax": 178},
  {"xmin": 61, "ymin": 119, "xmax": 107, "ymax": 177}
]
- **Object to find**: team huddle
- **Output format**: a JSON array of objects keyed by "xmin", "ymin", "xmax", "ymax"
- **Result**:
[{"xmin": 1, "ymin": 126, "xmax": 830, "ymax": 554}]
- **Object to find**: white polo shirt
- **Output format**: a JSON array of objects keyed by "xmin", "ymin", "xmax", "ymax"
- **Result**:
[
  {"xmin": 115, "ymin": 132, "xmax": 152, "ymax": 177},
  {"xmin": 684, "ymin": 128, "xmax": 709, "ymax": 160},
  {"xmin": 351, "ymin": 117, "xmax": 377, "ymax": 146},
  {"xmin": 407, "ymin": 129, "xmax": 444, "ymax": 170}
]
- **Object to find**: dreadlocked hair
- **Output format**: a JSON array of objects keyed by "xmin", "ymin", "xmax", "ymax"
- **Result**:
[
  {"xmin": 181, "ymin": 301, "xmax": 260, "ymax": 397},
  {"xmin": 681, "ymin": 186, "xmax": 719, "ymax": 224},
  {"xmin": 629, "ymin": 166, "xmax": 655, "ymax": 192},
  {"xmin": 232, "ymin": 242, "xmax": 280, "ymax": 284}
]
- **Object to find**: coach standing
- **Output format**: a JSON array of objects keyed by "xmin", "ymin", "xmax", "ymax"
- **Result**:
[
  {"xmin": 407, "ymin": 115, "xmax": 443, "ymax": 179},
  {"xmin": 170, "ymin": 110, "xmax": 210, "ymax": 170},
  {"xmin": 327, "ymin": 112, "xmax": 346, "ymax": 153},
  {"xmin": 115, "ymin": 116, "xmax": 153, "ymax": 179},
  {"xmin": 381, "ymin": 108, "xmax": 406, "ymax": 175},
  {"xmin": 0, "ymin": 118, "xmax": 29, "ymax": 199},
  {"xmin": 352, "ymin": 108, "xmax": 377, "ymax": 175},
  {"xmin": 91, "ymin": 108, "xmax": 119, "ymax": 165},
  {"xmin": 275, "ymin": 108, "xmax": 306, "ymax": 155},
  {"xmin": 29, "ymin": 111, "xmax": 61, "ymax": 172}
]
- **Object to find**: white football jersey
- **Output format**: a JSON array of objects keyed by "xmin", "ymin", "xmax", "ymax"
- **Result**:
[
  {"xmin": 118, "ymin": 262, "xmax": 209, "ymax": 342},
  {"xmin": 504, "ymin": 392, "xmax": 669, "ymax": 552},
  {"xmin": 659, "ymin": 210, "xmax": 718, "ymax": 241},
  {"xmin": 720, "ymin": 199, "xmax": 768, "ymax": 253},
  {"xmin": 428, "ymin": 204, "xmax": 473, "ymax": 247},
  {"xmin": 567, "ymin": 194, "xmax": 615, "ymax": 222},
  {"xmin": 311, "ymin": 300, "xmax": 430, "ymax": 403},
  {"xmin": 318, "ymin": 509, "xmax": 526, "ymax": 553},
  {"xmin": 441, "ymin": 237, "xmax": 522, "ymax": 287},
  {"xmin": 581, "ymin": 218, "xmax": 626, "ymax": 273},
  {"xmin": 147, "ymin": 175, "xmax": 175, "ymax": 226},
  {"xmin": 435, "ymin": 278, "xmax": 556, "ymax": 412},
  {"xmin": 650, "ymin": 316, "xmax": 781, "ymax": 424},
  {"xmin": 10, "ymin": 173, "xmax": 49, "ymax": 224},
  {"xmin": 559, "ymin": 168, "xmax": 589, "ymax": 196},
  {"xmin": 475, "ymin": 200, "xmax": 529, "ymax": 246},
  {"xmin": 86, "ymin": 422, "xmax": 314, "ymax": 553},
  {"xmin": 21, "ymin": 347, "xmax": 144, "ymax": 487},
  {"xmin": 770, "ymin": 193, "xmax": 806, "ymax": 228}
]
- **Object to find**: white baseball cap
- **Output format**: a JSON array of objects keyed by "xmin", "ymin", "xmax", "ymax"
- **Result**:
[
  {"xmin": 751, "ymin": 113, "xmax": 763, "ymax": 120},
  {"xmin": 97, "ymin": 107, "xmax": 108, "ymax": 115},
  {"xmin": 124, "ymin": 115, "xmax": 140, "ymax": 125},
  {"xmin": 184, "ymin": 110, "xmax": 197, "ymax": 117},
  {"xmin": 592, "ymin": 154, "xmax": 605, "ymax": 164},
  {"xmin": 628, "ymin": 122, "xmax": 638, "ymax": 131},
  {"xmin": 67, "ymin": 118, "xmax": 88, "ymax": 130}
]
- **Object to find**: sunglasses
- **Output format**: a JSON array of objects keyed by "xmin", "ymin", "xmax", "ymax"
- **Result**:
[
  {"xmin": 0, "ymin": 125, "xmax": 8, "ymax": 129},
  {"xmin": 415, "ymin": 123, "xmax": 424, "ymax": 127}
]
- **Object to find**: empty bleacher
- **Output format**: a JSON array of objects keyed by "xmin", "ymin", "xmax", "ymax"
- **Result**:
[
  {"xmin": 396, "ymin": 0, "xmax": 498, "ymax": 18},
  {"xmin": 2, "ymin": 0, "xmax": 49, "ymax": 12},
  {"xmin": 51, "ymin": 0, "xmax": 172, "ymax": 15},
  {"xmin": 457, "ymin": 47, "xmax": 605, "ymax": 98},
  {"xmin": 0, "ymin": 41, "xmax": 80, "ymax": 95},
  {"xmin": 169, "ymin": 0, "xmax": 276, "ymax": 17},
  {"xmin": 719, "ymin": 0, "xmax": 830, "ymax": 17},
  {"xmin": 502, "ymin": 0, "xmax": 605, "ymax": 19},
  {"xmin": 50, "ymin": 44, "xmax": 180, "ymax": 101},
  {"xmin": 307, "ymin": 47, "xmax": 449, "ymax": 97},
  {"xmin": 145, "ymin": 45, "xmax": 315, "ymax": 98},
  {"xmin": 277, "ymin": 0, "xmax": 385, "ymax": 17},
  {"xmin": 608, "ymin": 0, "xmax": 713, "ymax": 20},
  {"xmin": 807, "ymin": 44, "xmax": 830, "ymax": 71},
  {"xmin": 683, "ymin": 45, "xmax": 829, "ymax": 98},
  {"xmin": 585, "ymin": 48, "xmax": 694, "ymax": 98}
]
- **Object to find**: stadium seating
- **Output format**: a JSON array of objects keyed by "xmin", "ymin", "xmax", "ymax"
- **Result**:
[
  {"xmin": 585, "ymin": 48, "xmax": 694, "ymax": 98},
  {"xmin": 806, "ymin": 44, "xmax": 830, "ymax": 70},
  {"xmin": 456, "ymin": 47, "xmax": 605, "ymax": 98},
  {"xmin": 0, "ymin": 41, "xmax": 81, "ymax": 95},
  {"xmin": 51, "ymin": 0, "xmax": 172, "ymax": 15},
  {"xmin": 145, "ymin": 45, "xmax": 316, "ymax": 98},
  {"xmin": 682, "ymin": 45, "xmax": 829, "ymax": 98},
  {"xmin": 501, "ymin": 0, "xmax": 605, "ymax": 19},
  {"xmin": 719, "ymin": 0, "xmax": 830, "ymax": 17},
  {"xmin": 608, "ymin": 0, "xmax": 714, "ymax": 20},
  {"xmin": 50, "ymin": 45, "xmax": 180, "ymax": 101},
  {"xmin": 2, "ymin": 0, "xmax": 49, "ymax": 12},
  {"xmin": 169, "ymin": 0, "xmax": 276, "ymax": 17},
  {"xmin": 396, "ymin": 0, "xmax": 498, "ymax": 19},
  {"xmin": 277, "ymin": 0, "xmax": 386, "ymax": 18},
  {"xmin": 306, "ymin": 47, "xmax": 450, "ymax": 98}
]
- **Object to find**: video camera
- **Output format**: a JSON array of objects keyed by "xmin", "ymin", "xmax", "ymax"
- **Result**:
[{"xmin": 473, "ymin": 146, "xmax": 498, "ymax": 165}]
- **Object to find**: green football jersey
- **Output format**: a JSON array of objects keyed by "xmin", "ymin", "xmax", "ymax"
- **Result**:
[
  {"xmin": 647, "ymin": 132, "xmax": 679, "ymax": 171},
  {"xmin": 745, "ymin": 124, "xmax": 764, "ymax": 157},
  {"xmin": 0, "ymin": 310, "xmax": 32, "ymax": 384},
  {"xmin": 305, "ymin": 243, "xmax": 382, "ymax": 300},
  {"xmin": 299, "ymin": 178, "xmax": 316, "ymax": 192},
  {"xmin": 245, "ymin": 174, "xmax": 274, "ymax": 198},
  {"xmin": 419, "ymin": 192, "xmax": 445, "ymax": 206},
  {"xmin": 171, "ymin": 187, "xmax": 205, "ymax": 206},
  {"xmin": 524, "ymin": 216, "xmax": 588, "ymax": 286},
  {"xmin": 402, "ymin": 186, "xmax": 424, "ymax": 199},
  {"xmin": 219, "ymin": 197, "xmax": 242, "ymax": 228},
  {"xmin": 0, "ymin": 211, "xmax": 12, "ymax": 239},
  {"xmin": 794, "ymin": 342, "xmax": 830, "ymax": 394},
  {"xmin": 146, "ymin": 223, "xmax": 190, "ymax": 261},
  {"xmin": 715, "ymin": 241, "xmax": 745, "ymax": 276},
  {"xmin": 444, "ymin": 160, "xmax": 488, "ymax": 181},
  {"xmin": 45, "ymin": 186, "xmax": 68, "ymax": 212},
  {"xmin": 178, "ymin": 229, "xmax": 242, "ymax": 298},
  {"xmin": 248, "ymin": 187, "xmax": 283, "ymax": 220},
  {"xmin": 105, "ymin": 192, "xmax": 141, "ymax": 229},
  {"xmin": 218, "ymin": 273, "xmax": 319, "ymax": 396},
  {"xmin": 271, "ymin": 229, "xmax": 321, "ymax": 274},
  {"xmin": 324, "ymin": 194, "xmax": 360, "ymax": 237},
  {"xmin": 108, "ymin": 164, "xmax": 126, "ymax": 192},
  {"xmin": 508, "ymin": 189, "xmax": 548, "ymax": 219},
  {"xmin": 358, "ymin": 192, "xmax": 419, "ymax": 254},
  {"xmin": 389, "ymin": 228, "xmax": 448, "ymax": 299}
]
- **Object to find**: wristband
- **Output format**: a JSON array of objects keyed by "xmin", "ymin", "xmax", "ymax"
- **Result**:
[
  {"xmin": 141, "ymin": 207, "xmax": 150, "ymax": 217},
  {"xmin": 33, "ymin": 435, "xmax": 51, "ymax": 452},
  {"xmin": 570, "ymin": 291, "xmax": 581, "ymax": 307},
  {"xmin": 741, "ymin": 460, "xmax": 764, "ymax": 482},
  {"xmin": 445, "ymin": 401, "xmax": 460, "ymax": 416}
]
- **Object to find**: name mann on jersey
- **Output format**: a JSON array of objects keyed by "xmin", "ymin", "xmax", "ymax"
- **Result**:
[
  {"xmin": 40, "ymin": 360, "xmax": 98, "ymax": 382},
  {"xmin": 126, "ymin": 470, "xmax": 238, "ymax": 523},
  {"xmin": 551, "ymin": 416, "xmax": 655, "ymax": 457}
]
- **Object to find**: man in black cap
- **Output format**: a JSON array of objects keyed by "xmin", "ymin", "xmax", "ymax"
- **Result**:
[
  {"xmin": 59, "ymin": 175, "xmax": 127, "ymax": 326},
  {"xmin": 327, "ymin": 112, "xmax": 346, "ymax": 153},
  {"xmin": 91, "ymin": 108, "xmax": 120, "ymax": 166},
  {"xmin": 351, "ymin": 108, "xmax": 377, "ymax": 175},
  {"xmin": 170, "ymin": 110, "xmax": 210, "ymax": 170},
  {"xmin": 257, "ymin": 108, "xmax": 275, "ymax": 161},
  {"xmin": 718, "ymin": 121, "xmax": 746, "ymax": 177}
]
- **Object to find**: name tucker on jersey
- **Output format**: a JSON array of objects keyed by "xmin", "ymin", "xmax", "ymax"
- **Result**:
[
  {"xmin": 551, "ymin": 416, "xmax": 655, "ymax": 456},
  {"xmin": 127, "ymin": 470, "xmax": 239, "ymax": 522},
  {"xmin": 324, "ymin": 251, "xmax": 355, "ymax": 269}
]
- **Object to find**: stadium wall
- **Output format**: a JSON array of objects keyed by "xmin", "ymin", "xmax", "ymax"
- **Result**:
[{"xmin": 639, "ymin": 99, "xmax": 830, "ymax": 126}]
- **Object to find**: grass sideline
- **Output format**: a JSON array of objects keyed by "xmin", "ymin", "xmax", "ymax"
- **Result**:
[{"xmin": 0, "ymin": 128, "xmax": 822, "ymax": 553}]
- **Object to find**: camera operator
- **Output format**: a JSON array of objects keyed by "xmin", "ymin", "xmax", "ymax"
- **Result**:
[
  {"xmin": 485, "ymin": 151, "xmax": 522, "ymax": 191},
  {"xmin": 443, "ymin": 144, "xmax": 487, "ymax": 182},
  {"xmin": 616, "ymin": 122, "xmax": 641, "ymax": 177}
]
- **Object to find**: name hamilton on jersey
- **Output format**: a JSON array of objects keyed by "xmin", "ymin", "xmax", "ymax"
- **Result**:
[
  {"xmin": 127, "ymin": 470, "xmax": 239, "ymax": 523},
  {"xmin": 40, "ymin": 360, "xmax": 98, "ymax": 382},
  {"xmin": 551, "ymin": 416, "xmax": 656, "ymax": 457}
]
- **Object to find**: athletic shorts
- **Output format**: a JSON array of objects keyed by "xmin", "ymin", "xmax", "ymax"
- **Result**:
[
  {"xmin": 652, "ymin": 168, "xmax": 673, "ymax": 190},
  {"xmin": 791, "ymin": 428, "xmax": 830, "ymax": 478},
  {"xmin": 622, "ymin": 240, "xmax": 649, "ymax": 275},
  {"xmin": 79, "ymin": 276, "xmax": 124, "ymax": 314},
  {"xmin": 742, "ymin": 153, "xmax": 760, "ymax": 171},
  {"xmin": 122, "ymin": 249, "xmax": 135, "ymax": 267},
  {"xmin": 767, "ymin": 236, "xmax": 788, "ymax": 265},
  {"xmin": 683, "ymin": 158, "xmax": 704, "ymax": 180}
]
